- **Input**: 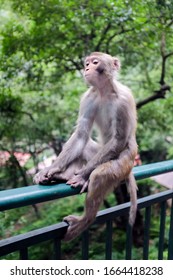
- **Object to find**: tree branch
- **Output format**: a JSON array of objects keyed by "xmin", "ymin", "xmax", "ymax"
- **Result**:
[
  {"xmin": 160, "ymin": 32, "xmax": 166, "ymax": 85},
  {"xmin": 159, "ymin": 33, "xmax": 173, "ymax": 85},
  {"xmin": 106, "ymin": 26, "xmax": 135, "ymax": 53},
  {"xmin": 166, "ymin": 19, "xmax": 173, "ymax": 27},
  {"xmin": 137, "ymin": 84, "xmax": 171, "ymax": 109},
  {"xmin": 165, "ymin": 51, "xmax": 173, "ymax": 59},
  {"xmin": 95, "ymin": 22, "xmax": 112, "ymax": 51},
  {"xmin": 21, "ymin": 110, "xmax": 35, "ymax": 122}
]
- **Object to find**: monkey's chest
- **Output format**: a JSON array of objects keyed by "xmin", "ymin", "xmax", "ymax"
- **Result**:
[{"xmin": 94, "ymin": 106, "xmax": 116, "ymax": 143}]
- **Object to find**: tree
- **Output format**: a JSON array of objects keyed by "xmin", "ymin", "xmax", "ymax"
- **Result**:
[{"xmin": 0, "ymin": 0, "xmax": 173, "ymax": 189}]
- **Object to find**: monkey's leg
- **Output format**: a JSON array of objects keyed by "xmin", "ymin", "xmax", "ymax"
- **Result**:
[
  {"xmin": 51, "ymin": 139, "xmax": 100, "ymax": 184},
  {"xmin": 58, "ymin": 138, "xmax": 99, "ymax": 182},
  {"xmin": 82, "ymin": 138, "xmax": 100, "ymax": 161},
  {"xmin": 63, "ymin": 162, "xmax": 118, "ymax": 241},
  {"xmin": 52, "ymin": 160, "xmax": 84, "ymax": 182},
  {"xmin": 63, "ymin": 152, "xmax": 137, "ymax": 242}
]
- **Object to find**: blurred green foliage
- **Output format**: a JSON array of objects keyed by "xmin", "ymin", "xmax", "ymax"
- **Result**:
[
  {"xmin": 0, "ymin": 0, "xmax": 173, "ymax": 181},
  {"xmin": 0, "ymin": 0, "xmax": 173, "ymax": 259}
]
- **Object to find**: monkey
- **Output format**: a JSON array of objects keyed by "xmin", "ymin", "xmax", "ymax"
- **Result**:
[{"xmin": 34, "ymin": 52, "xmax": 138, "ymax": 241}]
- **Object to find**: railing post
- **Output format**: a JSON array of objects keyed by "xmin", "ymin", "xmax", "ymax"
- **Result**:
[
  {"xmin": 125, "ymin": 223, "xmax": 132, "ymax": 260},
  {"xmin": 158, "ymin": 201, "xmax": 166, "ymax": 260},
  {"xmin": 105, "ymin": 220, "xmax": 113, "ymax": 260},
  {"xmin": 143, "ymin": 206, "xmax": 151, "ymax": 260},
  {"xmin": 53, "ymin": 238, "xmax": 61, "ymax": 260},
  {"xmin": 20, "ymin": 247, "xmax": 28, "ymax": 260},
  {"xmin": 82, "ymin": 230, "xmax": 89, "ymax": 260}
]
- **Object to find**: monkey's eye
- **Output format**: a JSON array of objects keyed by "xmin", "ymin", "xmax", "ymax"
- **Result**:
[
  {"xmin": 93, "ymin": 59, "xmax": 99, "ymax": 65},
  {"xmin": 85, "ymin": 61, "xmax": 89, "ymax": 67}
]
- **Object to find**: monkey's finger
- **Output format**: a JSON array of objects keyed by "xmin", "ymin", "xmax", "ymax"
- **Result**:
[
  {"xmin": 67, "ymin": 179, "xmax": 81, "ymax": 187},
  {"xmin": 66, "ymin": 179, "xmax": 73, "ymax": 185},
  {"xmin": 47, "ymin": 168, "xmax": 61, "ymax": 178},
  {"xmin": 33, "ymin": 172, "xmax": 43, "ymax": 184},
  {"xmin": 33, "ymin": 174, "xmax": 38, "ymax": 184},
  {"xmin": 34, "ymin": 174, "xmax": 47, "ymax": 184}
]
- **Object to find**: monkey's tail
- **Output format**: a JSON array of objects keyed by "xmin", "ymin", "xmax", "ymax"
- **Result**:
[{"xmin": 125, "ymin": 172, "xmax": 138, "ymax": 226}]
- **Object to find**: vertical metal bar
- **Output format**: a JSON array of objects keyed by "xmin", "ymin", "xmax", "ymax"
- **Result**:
[
  {"xmin": 125, "ymin": 223, "xmax": 132, "ymax": 260},
  {"xmin": 53, "ymin": 238, "xmax": 61, "ymax": 260},
  {"xmin": 143, "ymin": 206, "xmax": 151, "ymax": 260},
  {"xmin": 168, "ymin": 198, "xmax": 173, "ymax": 260},
  {"xmin": 82, "ymin": 230, "xmax": 89, "ymax": 260},
  {"xmin": 158, "ymin": 201, "xmax": 166, "ymax": 260},
  {"xmin": 105, "ymin": 220, "xmax": 112, "ymax": 260},
  {"xmin": 20, "ymin": 247, "xmax": 28, "ymax": 260}
]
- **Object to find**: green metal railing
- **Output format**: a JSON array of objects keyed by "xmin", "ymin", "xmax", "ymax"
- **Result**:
[{"xmin": 0, "ymin": 160, "xmax": 173, "ymax": 259}]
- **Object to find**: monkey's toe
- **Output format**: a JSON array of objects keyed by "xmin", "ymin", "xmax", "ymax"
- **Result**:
[
  {"xmin": 63, "ymin": 215, "xmax": 80, "ymax": 225},
  {"xmin": 63, "ymin": 215, "xmax": 82, "ymax": 241},
  {"xmin": 33, "ymin": 175, "xmax": 39, "ymax": 184}
]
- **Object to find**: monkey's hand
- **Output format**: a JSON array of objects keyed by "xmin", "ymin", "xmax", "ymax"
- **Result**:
[
  {"xmin": 34, "ymin": 165, "xmax": 65, "ymax": 184},
  {"xmin": 33, "ymin": 167, "xmax": 51, "ymax": 184},
  {"xmin": 47, "ymin": 167, "xmax": 61, "ymax": 179},
  {"xmin": 67, "ymin": 174, "xmax": 89, "ymax": 193}
]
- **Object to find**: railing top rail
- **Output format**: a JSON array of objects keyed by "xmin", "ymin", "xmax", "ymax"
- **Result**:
[{"xmin": 0, "ymin": 160, "xmax": 173, "ymax": 211}]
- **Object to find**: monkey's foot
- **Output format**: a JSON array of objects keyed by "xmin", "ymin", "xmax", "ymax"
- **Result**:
[
  {"xmin": 63, "ymin": 215, "xmax": 85, "ymax": 242},
  {"xmin": 67, "ymin": 175, "xmax": 89, "ymax": 193}
]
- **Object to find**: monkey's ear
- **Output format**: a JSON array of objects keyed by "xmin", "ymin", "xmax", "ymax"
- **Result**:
[{"xmin": 113, "ymin": 57, "xmax": 121, "ymax": 71}]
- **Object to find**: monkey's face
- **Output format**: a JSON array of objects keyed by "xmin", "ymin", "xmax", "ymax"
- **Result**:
[
  {"xmin": 84, "ymin": 53, "xmax": 120, "ymax": 87},
  {"xmin": 84, "ymin": 56, "xmax": 105, "ymax": 86}
]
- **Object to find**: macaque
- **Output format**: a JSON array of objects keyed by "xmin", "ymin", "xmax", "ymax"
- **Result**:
[{"xmin": 34, "ymin": 52, "xmax": 138, "ymax": 241}]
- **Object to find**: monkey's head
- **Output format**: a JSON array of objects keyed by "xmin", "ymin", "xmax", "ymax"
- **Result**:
[{"xmin": 83, "ymin": 52, "xmax": 121, "ymax": 87}]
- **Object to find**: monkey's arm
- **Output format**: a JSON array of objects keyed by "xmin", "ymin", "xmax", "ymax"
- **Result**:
[
  {"xmin": 50, "ymin": 127, "xmax": 90, "ymax": 173},
  {"xmin": 34, "ymin": 123, "xmax": 91, "ymax": 184},
  {"xmin": 47, "ymin": 94, "xmax": 97, "ymax": 174},
  {"xmin": 33, "ymin": 92, "xmax": 97, "ymax": 184}
]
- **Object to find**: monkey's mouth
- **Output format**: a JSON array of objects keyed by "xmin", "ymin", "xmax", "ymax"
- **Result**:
[
  {"xmin": 84, "ymin": 74, "xmax": 92, "ymax": 80},
  {"xmin": 84, "ymin": 73, "xmax": 90, "ymax": 77}
]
